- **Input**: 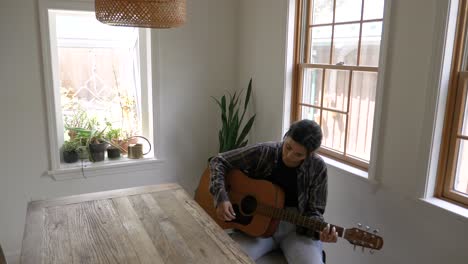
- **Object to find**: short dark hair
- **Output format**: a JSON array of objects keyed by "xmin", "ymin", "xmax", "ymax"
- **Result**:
[{"xmin": 283, "ymin": 119, "xmax": 323, "ymax": 152}]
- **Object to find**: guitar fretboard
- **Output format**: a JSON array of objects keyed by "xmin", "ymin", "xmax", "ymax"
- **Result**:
[{"xmin": 256, "ymin": 204, "xmax": 345, "ymax": 237}]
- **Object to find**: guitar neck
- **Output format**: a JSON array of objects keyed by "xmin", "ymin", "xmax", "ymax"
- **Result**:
[{"xmin": 257, "ymin": 204, "xmax": 345, "ymax": 237}]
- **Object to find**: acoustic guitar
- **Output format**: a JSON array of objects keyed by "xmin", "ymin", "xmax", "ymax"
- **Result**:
[{"xmin": 194, "ymin": 168, "xmax": 384, "ymax": 251}]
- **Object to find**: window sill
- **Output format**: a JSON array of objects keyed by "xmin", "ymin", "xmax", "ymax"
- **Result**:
[
  {"xmin": 321, "ymin": 156, "xmax": 378, "ymax": 185},
  {"xmin": 418, "ymin": 197, "xmax": 468, "ymax": 222},
  {"xmin": 47, "ymin": 157, "xmax": 164, "ymax": 181}
]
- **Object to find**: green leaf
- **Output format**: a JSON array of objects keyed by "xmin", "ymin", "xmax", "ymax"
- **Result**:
[
  {"xmin": 239, "ymin": 140, "xmax": 248, "ymax": 148},
  {"xmin": 211, "ymin": 96, "xmax": 223, "ymax": 109},
  {"xmin": 233, "ymin": 90, "xmax": 240, "ymax": 110},
  {"xmin": 239, "ymin": 78, "xmax": 253, "ymax": 125},
  {"xmin": 228, "ymin": 111, "xmax": 239, "ymax": 149},
  {"xmin": 220, "ymin": 96, "xmax": 227, "ymax": 126},
  {"xmin": 221, "ymin": 116, "xmax": 228, "ymax": 149},
  {"xmin": 236, "ymin": 114, "xmax": 256, "ymax": 146},
  {"xmin": 244, "ymin": 78, "xmax": 252, "ymax": 111},
  {"xmin": 221, "ymin": 95, "xmax": 226, "ymax": 113},
  {"xmin": 218, "ymin": 130, "xmax": 223, "ymax": 153},
  {"xmin": 227, "ymin": 91, "xmax": 236, "ymax": 125}
]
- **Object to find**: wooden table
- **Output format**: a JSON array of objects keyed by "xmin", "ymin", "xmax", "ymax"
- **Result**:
[{"xmin": 20, "ymin": 183, "xmax": 254, "ymax": 264}]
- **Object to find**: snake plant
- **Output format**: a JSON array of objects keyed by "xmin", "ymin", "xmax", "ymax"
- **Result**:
[{"xmin": 212, "ymin": 78, "xmax": 256, "ymax": 153}]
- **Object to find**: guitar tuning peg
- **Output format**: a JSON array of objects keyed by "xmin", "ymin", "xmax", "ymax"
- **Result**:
[
  {"xmin": 373, "ymin": 229, "xmax": 379, "ymax": 234},
  {"xmin": 353, "ymin": 245, "xmax": 356, "ymax": 251},
  {"xmin": 361, "ymin": 247, "xmax": 365, "ymax": 253},
  {"xmin": 366, "ymin": 225, "xmax": 370, "ymax": 231},
  {"xmin": 357, "ymin": 223, "xmax": 362, "ymax": 228},
  {"xmin": 370, "ymin": 250, "xmax": 374, "ymax": 255}
]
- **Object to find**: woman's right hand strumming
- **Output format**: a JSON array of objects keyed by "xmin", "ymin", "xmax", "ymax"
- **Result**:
[{"xmin": 216, "ymin": 201, "xmax": 236, "ymax": 221}]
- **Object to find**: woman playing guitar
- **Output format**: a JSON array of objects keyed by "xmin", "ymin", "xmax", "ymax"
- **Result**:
[{"xmin": 209, "ymin": 119, "xmax": 338, "ymax": 263}]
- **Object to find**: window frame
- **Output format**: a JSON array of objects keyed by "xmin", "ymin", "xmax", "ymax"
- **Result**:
[
  {"xmin": 38, "ymin": 0, "xmax": 156, "ymax": 176},
  {"xmin": 291, "ymin": 0, "xmax": 386, "ymax": 171},
  {"xmin": 436, "ymin": 0, "xmax": 468, "ymax": 207}
]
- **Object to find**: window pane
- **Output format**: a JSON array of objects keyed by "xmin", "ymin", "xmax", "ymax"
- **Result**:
[
  {"xmin": 322, "ymin": 110, "xmax": 346, "ymax": 153},
  {"xmin": 311, "ymin": 0, "xmax": 334, "ymax": 25},
  {"xmin": 332, "ymin": 23, "xmax": 360, "ymax": 65},
  {"xmin": 55, "ymin": 11, "xmax": 135, "ymax": 44},
  {"xmin": 335, "ymin": 0, "xmax": 362, "ymax": 23},
  {"xmin": 55, "ymin": 11, "xmax": 142, "ymax": 139},
  {"xmin": 310, "ymin": 26, "xmax": 332, "ymax": 64},
  {"xmin": 360, "ymin": 22, "xmax": 382, "ymax": 67},
  {"xmin": 364, "ymin": 0, "xmax": 384, "ymax": 20},
  {"xmin": 301, "ymin": 106, "xmax": 321, "ymax": 124},
  {"xmin": 454, "ymin": 139, "xmax": 468, "ymax": 195},
  {"xmin": 347, "ymin": 71, "xmax": 377, "ymax": 161},
  {"xmin": 302, "ymin": 68, "xmax": 323, "ymax": 106},
  {"xmin": 324, "ymin": 69, "xmax": 350, "ymax": 111}
]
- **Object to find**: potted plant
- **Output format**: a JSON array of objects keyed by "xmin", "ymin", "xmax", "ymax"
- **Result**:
[
  {"xmin": 194, "ymin": 78, "xmax": 256, "ymax": 203},
  {"xmin": 212, "ymin": 78, "xmax": 256, "ymax": 153},
  {"xmin": 66, "ymin": 127, "xmax": 92, "ymax": 160},
  {"xmin": 106, "ymin": 127, "xmax": 123, "ymax": 159},
  {"xmin": 76, "ymin": 134, "xmax": 89, "ymax": 160},
  {"xmin": 64, "ymin": 107, "xmax": 89, "ymax": 141},
  {"xmin": 87, "ymin": 127, "xmax": 109, "ymax": 162},
  {"xmin": 62, "ymin": 140, "xmax": 79, "ymax": 163}
]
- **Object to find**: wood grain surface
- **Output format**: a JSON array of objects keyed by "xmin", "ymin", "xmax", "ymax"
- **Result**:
[{"xmin": 20, "ymin": 183, "xmax": 253, "ymax": 264}]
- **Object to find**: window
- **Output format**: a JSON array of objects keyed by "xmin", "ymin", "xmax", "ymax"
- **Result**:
[
  {"xmin": 292, "ymin": 0, "xmax": 385, "ymax": 170},
  {"xmin": 437, "ymin": 0, "xmax": 468, "ymax": 206},
  {"xmin": 39, "ymin": 0, "xmax": 154, "ymax": 174}
]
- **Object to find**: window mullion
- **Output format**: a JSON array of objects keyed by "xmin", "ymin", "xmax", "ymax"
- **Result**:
[
  {"xmin": 356, "ymin": 0, "xmax": 365, "ymax": 66},
  {"xmin": 302, "ymin": 63, "xmax": 378, "ymax": 72},
  {"xmin": 344, "ymin": 71, "xmax": 353, "ymax": 156},
  {"xmin": 309, "ymin": 18, "xmax": 383, "ymax": 28},
  {"xmin": 304, "ymin": 0, "xmax": 312, "ymax": 63},
  {"xmin": 329, "ymin": 0, "xmax": 336, "ymax": 64},
  {"xmin": 319, "ymin": 68, "xmax": 326, "ymax": 127}
]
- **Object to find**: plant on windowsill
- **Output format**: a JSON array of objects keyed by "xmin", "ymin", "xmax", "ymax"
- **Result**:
[
  {"xmin": 105, "ymin": 127, "xmax": 123, "ymax": 159},
  {"xmin": 87, "ymin": 126, "xmax": 109, "ymax": 162},
  {"xmin": 64, "ymin": 107, "xmax": 90, "ymax": 141},
  {"xmin": 62, "ymin": 140, "xmax": 80, "ymax": 163},
  {"xmin": 67, "ymin": 125, "xmax": 108, "ymax": 162},
  {"xmin": 63, "ymin": 128, "xmax": 89, "ymax": 160}
]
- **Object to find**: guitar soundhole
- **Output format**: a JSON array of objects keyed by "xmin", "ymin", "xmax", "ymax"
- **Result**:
[
  {"xmin": 231, "ymin": 204, "xmax": 252, "ymax": 225},
  {"xmin": 240, "ymin": 195, "xmax": 257, "ymax": 215}
]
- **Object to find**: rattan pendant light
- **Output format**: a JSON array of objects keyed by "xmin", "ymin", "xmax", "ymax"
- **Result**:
[{"xmin": 95, "ymin": 0, "xmax": 186, "ymax": 28}]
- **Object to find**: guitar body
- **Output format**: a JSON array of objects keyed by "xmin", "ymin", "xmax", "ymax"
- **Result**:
[
  {"xmin": 195, "ymin": 167, "xmax": 385, "ymax": 251},
  {"xmin": 194, "ymin": 167, "xmax": 285, "ymax": 237}
]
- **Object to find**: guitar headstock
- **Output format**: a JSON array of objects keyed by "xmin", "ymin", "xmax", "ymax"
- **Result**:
[{"xmin": 344, "ymin": 225, "xmax": 384, "ymax": 251}]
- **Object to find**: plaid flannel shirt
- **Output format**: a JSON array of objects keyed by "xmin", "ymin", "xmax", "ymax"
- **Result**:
[{"xmin": 209, "ymin": 141, "xmax": 328, "ymax": 238}]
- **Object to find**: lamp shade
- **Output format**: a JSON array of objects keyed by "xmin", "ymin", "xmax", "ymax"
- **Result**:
[{"xmin": 95, "ymin": 0, "xmax": 186, "ymax": 28}]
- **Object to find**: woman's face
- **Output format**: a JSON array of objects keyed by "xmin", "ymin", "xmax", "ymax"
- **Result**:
[{"xmin": 282, "ymin": 137, "xmax": 308, "ymax": 168}]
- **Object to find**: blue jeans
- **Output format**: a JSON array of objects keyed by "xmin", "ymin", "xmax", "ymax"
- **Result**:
[{"xmin": 230, "ymin": 221, "xmax": 323, "ymax": 264}]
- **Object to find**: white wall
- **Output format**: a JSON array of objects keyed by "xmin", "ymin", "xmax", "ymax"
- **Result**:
[
  {"xmin": 239, "ymin": 0, "xmax": 468, "ymax": 264},
  {"xmin": 239, "ymin": 0, "xmax": 289, "ymax": 142},
  {"xmin": 0, "ymin": 0, "xmax": 237, "ymax": 261}
]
